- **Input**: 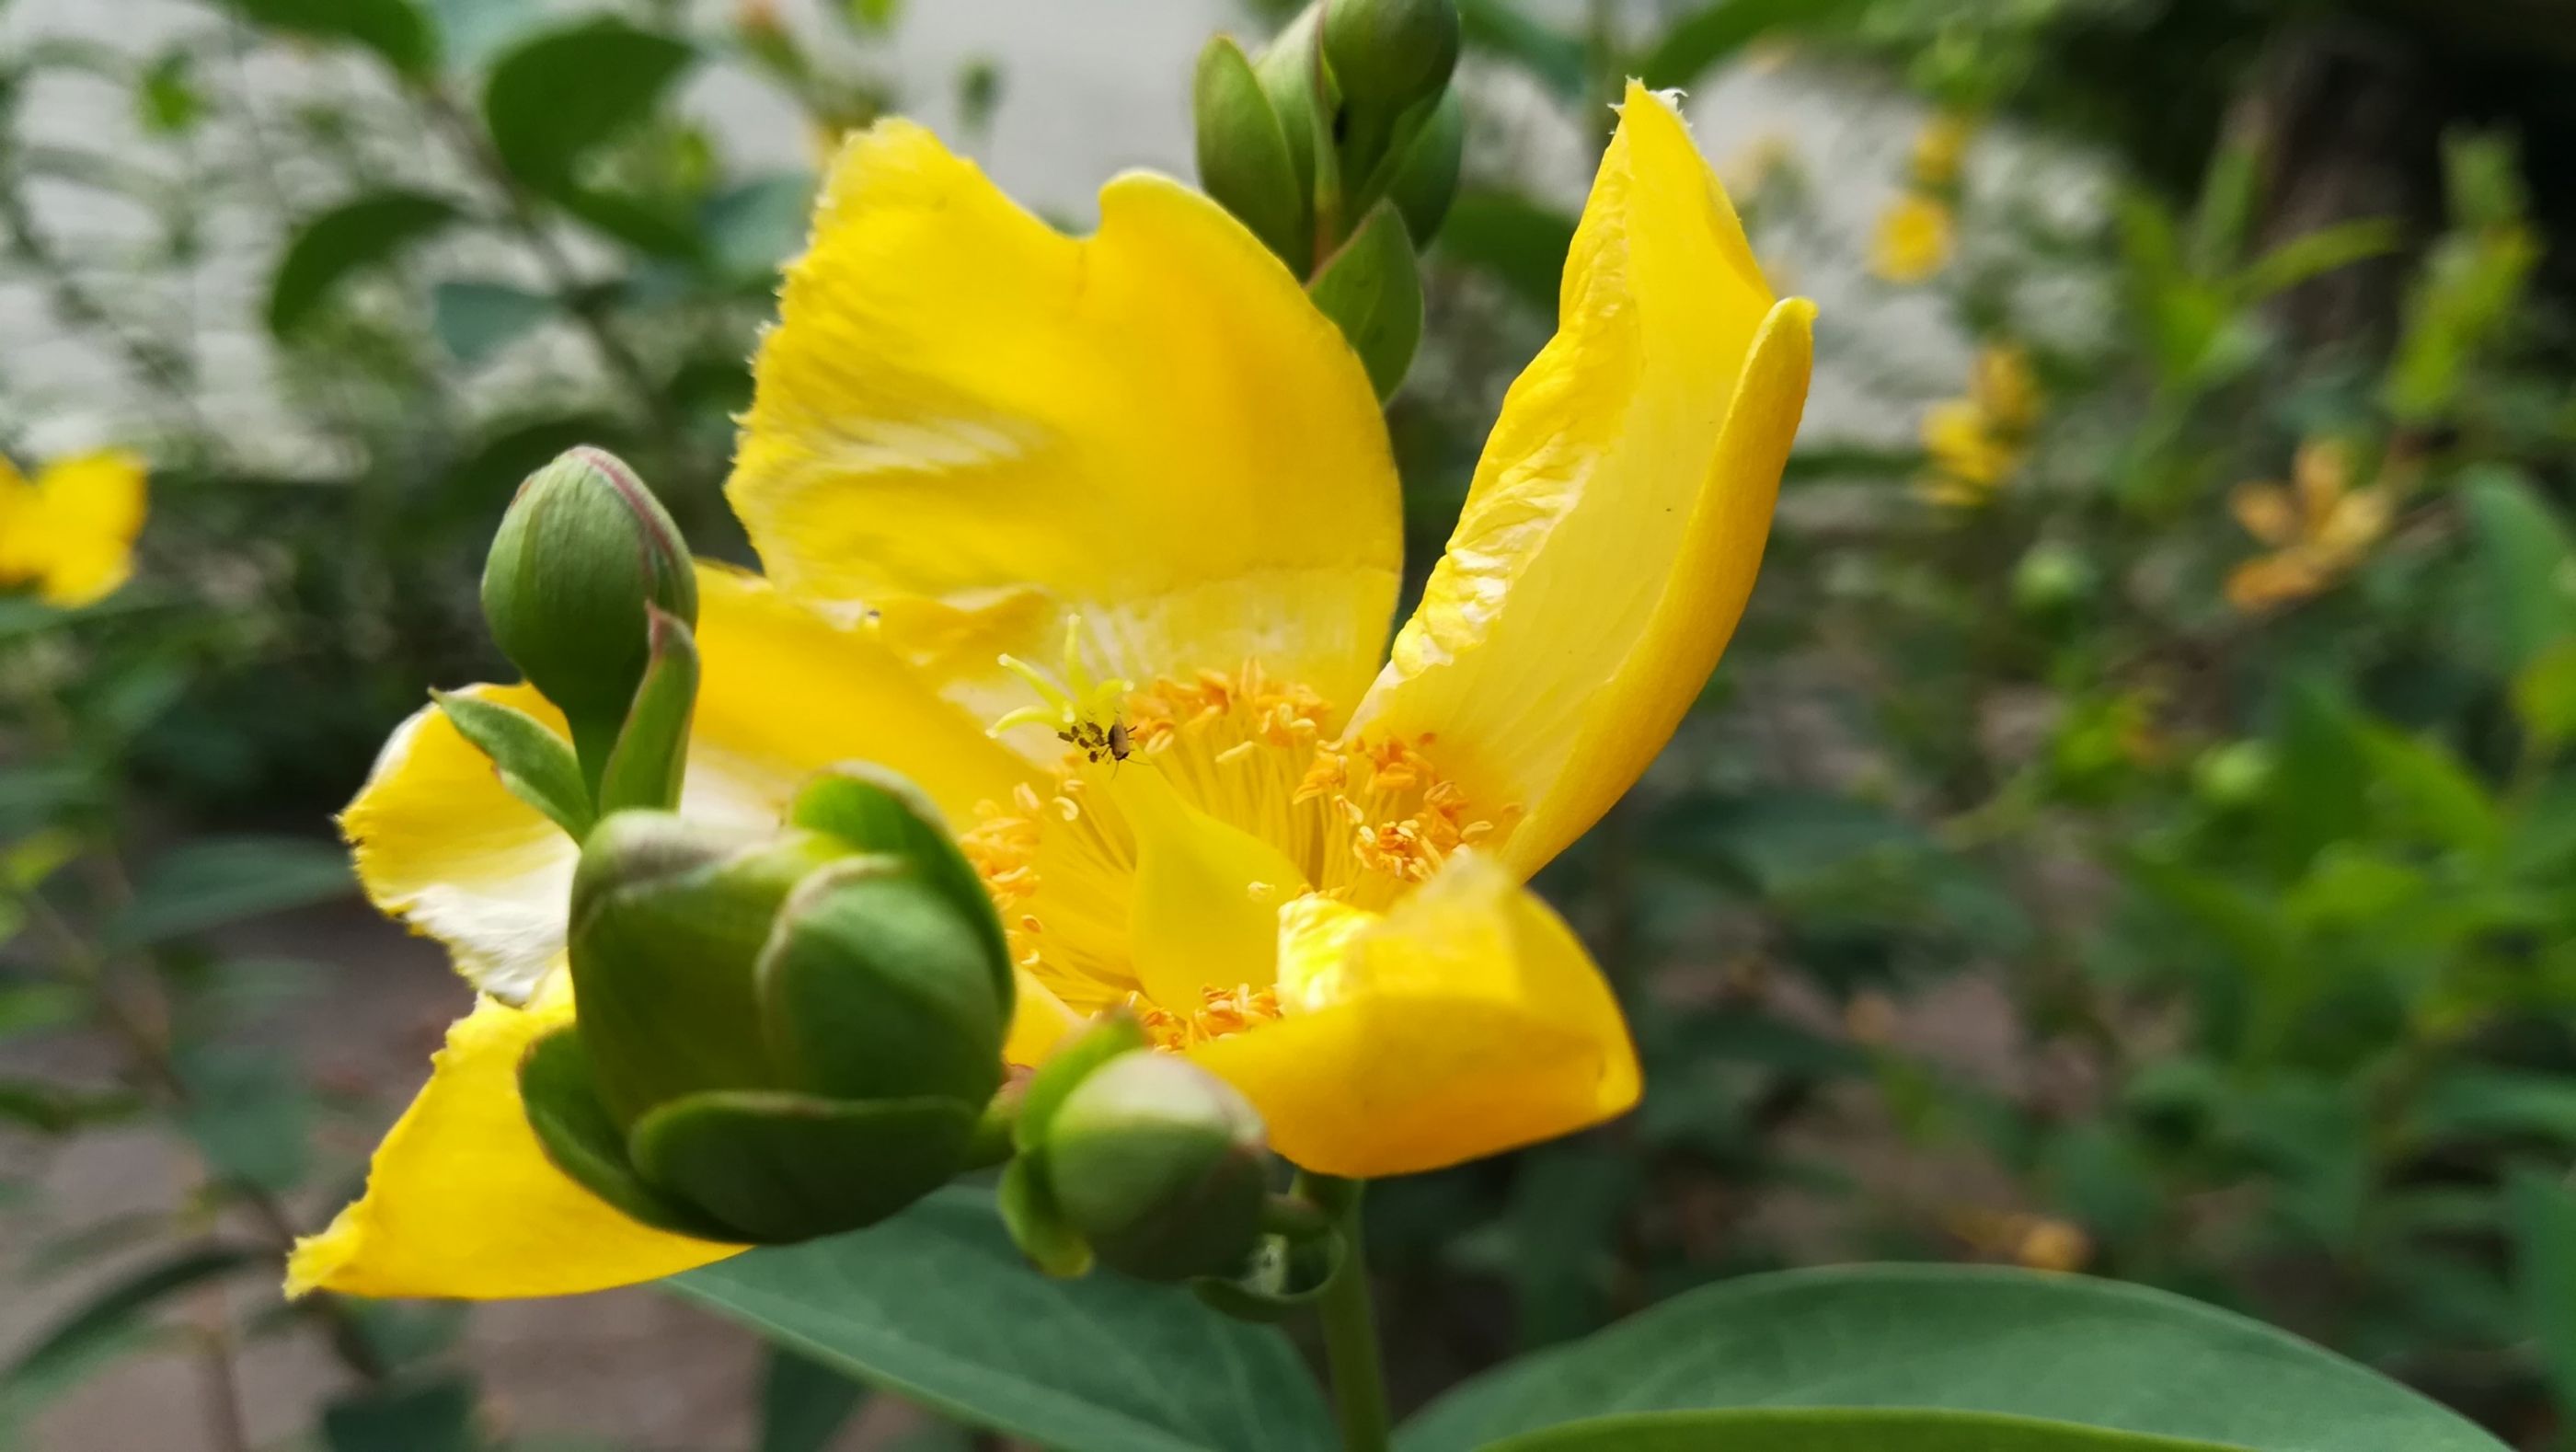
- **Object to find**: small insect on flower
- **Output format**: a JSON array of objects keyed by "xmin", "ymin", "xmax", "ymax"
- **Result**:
[{"xmin": 1057, "ymin": 718, "xmax": 1133, "ymax": 765}]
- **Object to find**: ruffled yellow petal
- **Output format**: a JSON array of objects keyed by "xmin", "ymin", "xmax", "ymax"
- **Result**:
[
  {"xmin": 1351, "ymin": 85, "xmax": 1813, "ymax": 879},
  {"xmin": 0, "ymin": 449, "xmax": 147, "ymax": 607},
  {"xmin": 347, "ymin": 567, "xmax": 1027, "ymax": 1003},
  {"xmin": 341, "ymin": 682, "xmax": 581, "ymax": 1005},
  {"xmin": 727, "ymin": 119, "xmax": 1401, "ymax": 744},
  {"xmin": 1189, "ymin": 854, "xmax": 1637, "ymax": 1178},
  {"xmin": 285, "ymin": 981, "xmax": 741, "ymax": 1300}
]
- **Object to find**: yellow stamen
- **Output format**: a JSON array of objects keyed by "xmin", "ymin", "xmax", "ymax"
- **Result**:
[{"xmin": 958, "ymin": 661, "xmax": 1521, "ymax": 1039}]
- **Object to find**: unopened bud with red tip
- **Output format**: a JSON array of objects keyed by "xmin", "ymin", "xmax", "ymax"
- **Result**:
[{"xmin": 480, "ymin": 447, "xmax": 696, "ymax": 785}]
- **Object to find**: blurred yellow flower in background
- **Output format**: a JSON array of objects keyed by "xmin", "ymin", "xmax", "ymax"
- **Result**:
[
  {"xmin": 1918, "ymin": 344, "xmax": 2039, "ymax": 507},
  {"xmin": 2226, "ymin": 439, "xmax": 2398, "ymax": 611},
  {"xmin": 1870, "ymin": 190, "xmax": 1954, "ymax": 283},
  {"xmin": 1909, "ymin": 110, "xmax": 1975, "ymax": 190},
  {"xmin": 0, "ymin": 450, "xmax": 148, "ymax": 608}
]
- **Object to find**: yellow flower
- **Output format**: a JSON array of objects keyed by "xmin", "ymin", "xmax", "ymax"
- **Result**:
[
  {"xmin": 289, "ymin": 84, "xmax": 1813, "ymax": 1300},
  {"xmin": 2225, "ymin": 439, "xmax": 2396, "ymax": 611},
  {"xmin": 1870, "ymin": 190, "xmax": 1953, "ymax": 283},
  {"xmin": 1908, "ymin": 110, "xmax": 1975, "ymax": 190},
  {"xmin": 0, "ymin": 450, "xmax": 147, "ymax": 607},
  {"xmin": 1917, "ymin": 344, "xmax": 2037, "ymax": 507}
]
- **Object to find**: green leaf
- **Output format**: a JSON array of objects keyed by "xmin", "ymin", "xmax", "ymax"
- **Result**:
[
  {"xmin": 2352, "ymin": 722, "xmax": 2502, "ymax": 858},
  {"xmin": 2515, "ymin": 639, "xmax": 2576, "ymax": 755},
  {"xmin": 483, "ymin": 18, "xmax": 697, "ymax": 256},
  {"xmin": 0, "ymin": 1077, "xmax": 144, "ymax": 1135},
  {"xmin": 668, "ymin": 1188, "xmax": 1333, "ymax": 1452},
  {"xmin": 220, "ymin": 0, "xmax": 436, "ymax": 79},
  {"xmin": 1637, "ymin": 0, "xmax": 1864, "ymax": 90},
  {"xmin": 2465, "ymin": 467, "xmax": 2576, "ymax": 672},
  {"xmin": 701, "ymin": 173, "xmax": 818, "ymax": 282},
  {"xmin": 268, "ymin": 190, "xmax": 463, "ymax": 337},
  {"xmin": 1306, "ymin": 201, "xmax": 1423, "ymax": 399},
  {"xmin": 759, "ymin": 1346, "xmax": 869, "ymax": 1452},
  {"xmin": 176, "ymin": 1045, "xmax": 313, "ymax": 1192},
  {"xmin": 1433, "ymin": 189, "xmax": 1573, "ymax": 314},
  {"xmin": 1486, "ymin": 1408, "xmax": 2243, "ymax": 1451},
  {"xmin": 4, "ymin": 1245, "xmax": 260, "ymax": 1395},
  {"xmin": 109, "ymin": 836, "xmax": 353, "ymax": 948},
  {"xmin": 321, "ymin": 1375, "xmax": 479, "ymax": 1452},
  {"xmin": 431, "ymin": 280, "xmax": 554, "ymax": 364},
  {"xmin": 433, "ymin": 689, "xmax": 592, "ymax": 837},
  {"xmin": 138, "ymin": 51, "xmax": 203, "ymax": 135},
  {"xmin": 2238, "ymin": 218, "xmax": 2400, "ymax": 301},
  {"xmin": 2507, "ymin": 1169, "xmax": 2576, "ymax": 1423},
  {"xmin": 1397, "ymin": 1265, "xmax": 2504, "ymax": 1452}
]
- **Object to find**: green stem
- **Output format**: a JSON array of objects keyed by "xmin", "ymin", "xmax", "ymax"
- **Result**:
[{"xmin": 1311, "ymin": 1179, "xmax": 1391, "ymax": 1452}]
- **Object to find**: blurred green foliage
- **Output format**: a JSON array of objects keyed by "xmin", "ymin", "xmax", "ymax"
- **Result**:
[{"xmin": 4, "ymin": 0, "xmax": 2575, "ymax": 1447}]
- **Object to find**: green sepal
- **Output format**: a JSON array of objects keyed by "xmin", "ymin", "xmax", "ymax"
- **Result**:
[
  {"xmin": 755, "ymin": 856, "xmax": 1007, "ymax": 1107},
  {"xmin": 1306, "ymin": 200, "xmax": 1423, "ymax": 398},
  {"xmin": 569, "ymin": 812, "xmax": 847, "ymax": 1124},
  {"xmin": 1253, "ymin": 5, "xmax": 1330, "ymax": 226},
  {"xmin": 431, "ymin": 689, "xmax": 593, "ymax": 839},
  {"xmin": 1195, "ymin": 34, "xmax": 1308, "ymax": 269},
  {"xmin": 516, "ymin": 1026, "xmax": 745, "ymax": 1242},
  {"xmin": 998, "ymin": 1153, "xmax": 1094, "ymax": 1278},
  {"xmin": 1384, "ymin": 86, "xmax": 1463, "ymax": 246},
  {"xmin": 1011, "ymin": 1009, "xmax": 1149, "ymax": 1154},
  {"xmin": 789, "ymin": 764, "xmax": 1013, "ymax": 1008},
  {"xmin": 596, "ymin": 607, "xmax": 698, "ymax": 815},
  {"xmin": 627, "ymin": 1089, "xmax": 973, "ymax": 1243},
  {"xmin": 1190, "ymin": 1227, "xmax": 1346, "ymax": 1323}
]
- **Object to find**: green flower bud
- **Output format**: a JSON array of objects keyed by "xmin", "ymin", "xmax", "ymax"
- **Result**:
[
  {"xmin": 481, "ymin": 447, "xmax": 697, "ymax": 781},
  {"xmin": 522, "ymin": 769, "xmax": 1015, "ymax": 1244},
  {"xmin": 1039, "ymin": 1053, "xmax": 1269, "ymax": 1283},
  {"xmin": 1320, "ymin": 0, "xmax": 1457, "ymax": 118},
  {"xmin": 567, "ymin": 812, "xmax": 845, "ymax": 1124}
]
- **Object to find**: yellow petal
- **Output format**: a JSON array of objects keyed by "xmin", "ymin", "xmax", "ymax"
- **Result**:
[
  {"xmin": 347, "ymin": 567, "xmax": 1028, "ymax": 1002},
  {"xmin": 689, "ymin": 567, "xmax": 1033, "ymax": 823},
  {"xmin": 286, "ymin": 982, "xmax": 742, "ymax": 1299},
  {"xmin": 0, "ymin": 450, "xmax": 147, "ymax": 607},
  {"xmin": 2230, "ymin": 482, "xmax": 2297, "ymax": 547},
  {"xmin": 1005, "ymin": 965, "xmax": 1084, "ymax": 1066},
  {"xmin": 1351, "ymin": 85, "xmax": 1812, "ymax": 879},
  {"xmin": 1117, "ymin": 764, "xmax": 1307, "ymax": 1008},
  {"xmin": 341, "ymin": 683, "xmax": 581, "ymax": 1004},
  {"xmin": 1869, "ymin": 191, "xmax": 1954, "ymax": 283},
  {"xmin": 1190, "ymin": 854, "xmax": 1638, "ymax": 1178},
  {"xmin": 727, "ymin": 119, "xmax": 1401, "ymax": 741}
]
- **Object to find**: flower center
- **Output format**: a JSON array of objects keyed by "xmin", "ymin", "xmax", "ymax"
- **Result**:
[{"xmin": 960, "ymin": 651, "xmax": 1516, "ymax": 1050}]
